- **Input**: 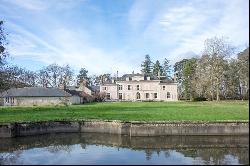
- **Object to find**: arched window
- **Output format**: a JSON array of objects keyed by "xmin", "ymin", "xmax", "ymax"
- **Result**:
[
  {"xmin": 136, "ymin": 92, "xmax": 140, "ymax": 99},
  {"xmin": 167, "ymin": 92, "xmax": 171, "ymax": 98}
]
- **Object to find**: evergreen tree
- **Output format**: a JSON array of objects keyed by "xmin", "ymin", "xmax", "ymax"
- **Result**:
[
  {"xmin": 141, "ymin": 54, "xmax": 152, "ymax": 74},
  {"xmin": 76, "ymin": 68, "xmax": 90, "ymax": 85},
  {"xmin": 183, "ymin": 58, "xmax": 197, "ymax": 100},
  {"xmin": 162, "ymin": 58, "xmax": 172, "ymax": 78},
  {"xmin": 152, "ymin": 60, "xmax": 163, "ymax": 76}
]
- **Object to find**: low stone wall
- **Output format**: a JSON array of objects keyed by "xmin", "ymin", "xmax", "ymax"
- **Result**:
[{"xmin": 0, "ymin": 120, "xmax": 249, "ymax": 138}]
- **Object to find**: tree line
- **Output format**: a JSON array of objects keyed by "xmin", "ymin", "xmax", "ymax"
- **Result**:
[
  {"xmin": 174, "ymin": 37, "xmax": 249, "ymax": 101},
  {"xmin": 0, "ymin": 62, "xmax": 114, "ymax": 92}
]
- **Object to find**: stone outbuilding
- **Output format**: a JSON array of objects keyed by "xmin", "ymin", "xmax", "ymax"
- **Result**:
[{"xmin": 0, "ymin": 87, "xmax": 72, "ymax": 106}]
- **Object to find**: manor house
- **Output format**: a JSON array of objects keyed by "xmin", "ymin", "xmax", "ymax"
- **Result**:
[{"xmin": 100, "ymin": 72, "xmax": 178, "ymax": 101}]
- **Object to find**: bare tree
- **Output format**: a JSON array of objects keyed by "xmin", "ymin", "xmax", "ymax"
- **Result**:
[
  {"xmin": 0, "ymin": 21, "xmax": 8, "ymax": 66},
  {"xmin": 203, "ymin": 36, "xmax": 235, "ymax": 101}
]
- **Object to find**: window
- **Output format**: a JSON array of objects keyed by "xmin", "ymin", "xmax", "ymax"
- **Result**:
[
  {"xmin": 154, "ymin": 93, "xmax": 157, "ymax": 98},
  {"xmin": 167, "ymin": 92, "xmax": 171, "ymax": 98},
  {"xmin": 146, "ymin": 93, "xmax": 149, "ymax": 99},
  {"xmin": 103, "ymin": 87, "xmax": 107, "ymax": 91},
  {"xmin": 106, "ymin": 93, "xmax": 111, "ymax": 100},
  {"xmin": 5, "ymin": 97, "xmax": 9, "ymax": 103},
  {"xmin": 137, "ymin": 85, "xmax": 140, "ymax": 90},
  {"xmin": 11, "ymin": 98, "xmax": 14, "ymax": 104},
  {"xmin": 163, "ymin": 86, "xmax": 165, "ymax": 90},
  {"xmin": 128, "ymin": 85, "xmax": 131, "ymax": 90},
  {"xmin": 136, "ymin": 92, "xmax": 140, "ymax": 99},
  {"xmin": 118, "ymin": 85, "xmax": 123, "ymax": 90},
  {"xmin": 119, "ymin": 93, "xmax": 122, "ymax": 100}
]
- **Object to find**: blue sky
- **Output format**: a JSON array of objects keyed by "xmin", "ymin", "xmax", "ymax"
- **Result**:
[{"xmin": 0, "ymin": 0, "xmax": 249, "ymax": 75}]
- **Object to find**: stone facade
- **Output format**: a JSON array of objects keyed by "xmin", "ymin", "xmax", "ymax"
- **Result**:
[
  {"xmin": 66, "ymin": 80, "xmax": 92, "ymax": 96},
  {"xmin": 0, "ymin": 87, "xmax": 71, "ymax": 106},
  {"xmin": 1, "ymin": 120, "xmax": 248, "ymax": 138},
  {"xmin": 100, "ymin": 73, "xmax": 178, "ymax": 101},
  {"xmin": 65, "ymin": 80, "xmax": 94, "ymax": 104},
  {"xmin": 2, "ymin": 96, "xmax": 71, "ymax": 106}
]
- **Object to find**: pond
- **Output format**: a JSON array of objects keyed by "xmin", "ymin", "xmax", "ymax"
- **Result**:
[{"xmin": 0, "ymin": 133, "xmax": 248, "ymax": 165}]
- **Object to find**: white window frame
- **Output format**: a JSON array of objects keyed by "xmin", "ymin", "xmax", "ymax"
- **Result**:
[
  {"xmin": 167, "ymin": 92, "xmax": 171, "ymax": 98},
  {"xmin": 119, "ymin": 93, "xmax": 122, "ymax": 100},
  {"xmin": 106, "ymin": 93, "xmax": 111, "ymax": 100},
  {"xmin": 5, "ymin": 97, "xmax": 9, "ymax": 103},
  {"xmin": 136, "ymin": 92, "xmax": 140, "ymax": 99}
]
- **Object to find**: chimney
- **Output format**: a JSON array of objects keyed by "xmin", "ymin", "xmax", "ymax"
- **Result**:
[
  {"xmin": 101, "ymin": 75, "xmax": 103, "ymax": 84},
  {"xmin": 79, "ymin": 79, "xmax": 87, "ymax": 90},
  {"xmin": 173, "ymin": 74, "xmax": 177, "ymax": 82}
]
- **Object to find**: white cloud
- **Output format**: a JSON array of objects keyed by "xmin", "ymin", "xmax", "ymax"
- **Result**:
[
  {"xmin": 128, "ymin": 0, "xmax": 155, "ymax": 30},
  {"xmin": 4, "ymin": 0, "xmax": 49, "ymax": 11},
  {"xmin": 7, "ymin": 22, "xmax": 136, "ymax": 75},
  {"xmin": 2, "ymin": 0, "xmax": 86, "ymax": 11},
  {"xmin": 2, "ymin": 0, "xmax": 249, "ymax": 75},
  {"xmin": 142, "ymin": 0, "xmax": 249, "ymax": 63}
]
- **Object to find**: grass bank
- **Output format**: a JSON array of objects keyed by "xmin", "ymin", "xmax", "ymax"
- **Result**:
[{"xmin": 0, "ymin": 101, "xmax": 248, "ymax": 123}]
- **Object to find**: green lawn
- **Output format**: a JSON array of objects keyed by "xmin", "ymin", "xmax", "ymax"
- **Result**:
[{"xmin": 0, "ymin": 101, "xmax": 248, "ymax": 123}]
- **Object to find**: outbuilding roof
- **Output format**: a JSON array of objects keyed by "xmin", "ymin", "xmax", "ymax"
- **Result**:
[{"xmin": 1, "ymin": 87, "xmax": 72, "ymax": 97}]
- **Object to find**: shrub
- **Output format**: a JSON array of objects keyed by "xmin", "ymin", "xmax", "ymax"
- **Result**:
[{"xmin": 192, "ymin": 97, "xmax": 207, "ymax": 102}]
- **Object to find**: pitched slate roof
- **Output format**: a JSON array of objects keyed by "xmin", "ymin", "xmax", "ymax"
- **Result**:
[
  {"xmin": 90, "ymin": 85, "xmax": 100, "ymax": 92},
  {"xmin": 100, "ymin": 73, "xmax": 175, "ymax": 85},
  {"xmin": 159, "ymin": 78, "xmax": 175, "ymax": 84},
  {"xmin": 1, "ymin": 87, "xmax": 71, "ymax": 97},
  {"xmin": 64, "ymin": 89, "xmax": 82, "ymax": 97}
]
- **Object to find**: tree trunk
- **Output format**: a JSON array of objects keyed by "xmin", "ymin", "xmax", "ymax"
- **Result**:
[{"xmin": 216, "ymin": 78, "xmax": 220, "ymax": 101}]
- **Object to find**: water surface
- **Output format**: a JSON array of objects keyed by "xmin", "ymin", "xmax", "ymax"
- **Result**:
[{"xmin": 0, "ymin": 133, "xmax": 248, "ymax": 165}]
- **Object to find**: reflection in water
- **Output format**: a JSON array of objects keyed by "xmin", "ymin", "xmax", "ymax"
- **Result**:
[{"xmin": 0, "ymin": 133, "xmax": 248, "ymax": 165}]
